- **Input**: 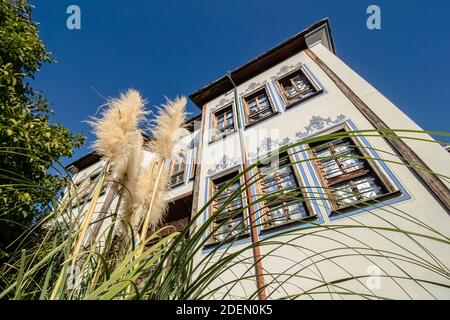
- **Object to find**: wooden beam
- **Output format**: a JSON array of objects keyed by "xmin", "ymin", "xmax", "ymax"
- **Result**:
[
  {"xmin": 190, "ymin": 105, "xmax": 207, "ymax": 218},
  {"xmin": 305, "ymin": 48, "xmax": 450, "ymax": 211}
]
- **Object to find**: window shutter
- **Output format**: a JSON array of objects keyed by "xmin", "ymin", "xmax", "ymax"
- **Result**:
[
  {"xmin": 276, "ymin": 81, "xmax": 289, "ymax": 106},
  {"xmin": 189, "ymin": 146, "xmax": 196, "ymax": 180},
  {"xmin": 211, "ymin": 111, "xmax": 217, "ymax": 141}
]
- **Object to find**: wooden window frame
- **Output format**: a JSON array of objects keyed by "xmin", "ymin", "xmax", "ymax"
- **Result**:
[
  {"xmin": 307, "ymin": 124, "xmax": 398, "ymax": 214},
  {"xmin": 71, "ymin": 169, "xmax": 106, "ymax": 207},
  {"xmin": 169, "ymin": 155, "xmax": 186, "ymax": 188},
  {"xmin": 72, "ymin": 179, "xmax": 90, "ymax": 207},
  {"xmin": 189, "ymin": 142, "xmax": 196, "ymax": 181},
  {"xmin": 210, "ymin": 104, "xmax": 236, "ymax": 143},
  {"xmin": 275, "ymin": 65, "xmax": 322, "ymax": 109},
  {"xmin": 207, "ymin": 166, "xmax": 250, "ymax": 245},
  {"xmin": 242, "ymin": 85, "xmax": 278, "ymax": 128},
  {"xmin": 253, "ymin": 150, "xmax": 316, "ymax": 232}
]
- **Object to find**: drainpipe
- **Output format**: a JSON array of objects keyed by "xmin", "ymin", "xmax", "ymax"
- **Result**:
[{"xmin": 227, "ymin": 72, "xmax": 267, "ymax": 300}]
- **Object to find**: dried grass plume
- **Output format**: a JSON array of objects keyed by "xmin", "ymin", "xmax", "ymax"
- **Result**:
[
  {"xmin": 149, "ymin": 96, "xmax": 189, "ymax": 161},
  {"xmin": 130, "ymin": 161, "xmax": 169, "ymax": 230},
  {"xmin": 88, "ymin": 89, "xmax": 148, "ymax": 234},
  {"xmin": 89, "ymin": 89, "xmax": 147, "ymax": 172}
]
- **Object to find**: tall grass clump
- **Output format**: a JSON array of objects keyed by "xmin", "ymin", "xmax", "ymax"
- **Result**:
[{"xmin": 0, "ymin": 89, "xmax": 449, "ymax": 300}]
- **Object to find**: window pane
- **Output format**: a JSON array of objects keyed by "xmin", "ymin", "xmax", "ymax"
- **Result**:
[
  {"xmin": 213, "ymin": 216, "xmax": 244, "ymax": 242},
  {"xmin": 315, "ymin": 139, "xmax": 367, "ymax": 180},
  {"xmin": 214, "ymin": 107, "xmax": 235, "ymax": 138},
  {"xmin": 212, "ymin": 174, "xmax": 244, "ymax": 242},
  {"xmin": 287, "ymin": 202, "xmax": 309, "ymax": 220},
  {"xmin": 258, "ymin": 93, "xmax": 267, "ymax": 102},
  {"xmin": 259, "ymin": 99, "xmax": 269, "ymax": 108},
  {"xmin": 315, "ymin": 147, "xmax": 331, "ymax": 157},
  {"xmin": 280, "ymin": 174, "xmax": 297, "ymax": 189},
  {"xmin": 280, "ymin": 71, "xmax": 317, "ymax": 105},
  {"xmin": 281, "ymin": 81, "xmax": 292, "ymax": 91},
  {"xmin": 312, "ymin": 134, "xmax": 388, "ymax": 209},
  {"xmin": 321, "ymin": 159, "xmax": 342, "ymax": 179},
  {"xmin": 260, "ymin": 109, "xmax": 272, "ymax": 118},
  {"xmin": 248, "ymin": 106, "xmax": 258, "ymax": 113},
  {"xmin": 293, "ymin": 75, "xmax": 313, "ymax": 92},
  {"xmin": 260, "ymin": 154, "xmax": 310, "ymax": 227},
  {"xmin": 170, "ymin": 157, "xmax": 185, "ymax": 187},
  {"xmin": 333, "ymin": 182, "xmax": 358, "ymax": 206},
  {"xmin": 291, "ymin": 75, "xmax": 302, "ymax": 83},
  {"xmin": 354, "ymin": 175, "xmax": 384, "ymax": 199},
  {"xmin": 332, "ymin": 175, "xmax": 384, "ymax": 208},
  {"xmin": 263, "ymin": 183, "xmax": 279, "ymax": 193},
  {"xmin": 334, "ymin": 142, "xmax": 365, "ymax": 173},
  {"xmin": 173, "ymin": 163, "xmax": 183, "ymax": 173},
  {"xmin": 170, "ymin": 174, "xmax": 184, "ymax": 186},
  {"xmin": 267, "ymin": 206, "xmax": 287, "ymax": 226},
  {"xmin": 340, "ymin": 157, "xmax": 364, "ymax": 173},
  {"xmin": 246, "ymin": 91, "xmax": 274, "ymax": 123},
  {"xmin": 220, "ymin": 198, "xmax": 242, "ymax": 211},
  {"xmin": 267, "ymin": 202, "xmax": 308, "ymax": 226},
  {"xmin": 316, "ymin": 146, "xmax": 343, "ymax": 179}
]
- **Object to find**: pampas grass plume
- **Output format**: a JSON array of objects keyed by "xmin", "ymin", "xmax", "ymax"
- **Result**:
[
  {"xmin": 90, "ymin": 89, "xmax": 147, "ymax": 172},
  {"xmin": 149, "ymin": 96, "xmax": 189, "ymax": 161}
]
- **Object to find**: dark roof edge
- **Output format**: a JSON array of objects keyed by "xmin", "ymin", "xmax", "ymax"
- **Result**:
[
  {"xmin": 66, "ymin": 152, "xmax": 100, "ymax": 174},
  {"xmin": 189, "ymin": 18, "xmax": 334, "ymax": 108},
  {"xmin": 65, "ymin": 115, "xmax": 200, "ymax": 172}
]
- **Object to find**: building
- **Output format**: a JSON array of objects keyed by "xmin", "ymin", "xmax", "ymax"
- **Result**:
[{"xmin": 66, "ymin": 19, "xmax": 450, "ymax": 299}]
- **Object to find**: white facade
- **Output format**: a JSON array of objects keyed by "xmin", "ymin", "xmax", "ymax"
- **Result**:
[
  {"xmin": 66, "ymin": 19, "xmax": 450, "ymax": 299},
  {"xmin": 189, "ymin": 20, "xmax": 450, "ymax": 299}
]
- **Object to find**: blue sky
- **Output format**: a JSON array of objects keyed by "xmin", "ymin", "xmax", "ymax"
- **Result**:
[{"xmin": 31, "ymin": 0, "xmax": 450, "ymax": 165}]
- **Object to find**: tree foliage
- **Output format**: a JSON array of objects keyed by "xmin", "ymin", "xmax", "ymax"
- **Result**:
[{"xmin": 0, "ymin": 0, "xmax": 84, "ymax": 257}]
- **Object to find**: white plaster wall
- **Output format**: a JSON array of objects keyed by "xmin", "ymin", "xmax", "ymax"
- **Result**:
[
  {"xmin": 191, "ymin": 248, "xmax": 258, "ymax": 299},
  {"xmin": 310, "ymin": 43, "xmax": 450, "ymax": 189},
  {"xmin": 193, "ymin": 40, "xmax": 450, "ymax": 299}
]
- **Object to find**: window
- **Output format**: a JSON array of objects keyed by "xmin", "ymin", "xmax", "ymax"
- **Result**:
[
  {"xmin": 73, "ymin": 179, "xmax": 90, "ymax": 206},
  {"xmin": 310, "ymin": 131, "xmax": 391, "ymax": 211},
  {"xmin": 277, "ymin": 67, "xmax": 321, "ymax": 107},
  {"xmin": 209, "ymin": 171, "xmax": 246, "ymax": 243},
  {"xmin": 211, "ymin": 105, "xmax": 235, "ymax": 141},
  {"xmin": 256, "ymin": 152, "xmax": 312, "ymax": 229},
  {"xmin": 243, "ymin": 88, "xmax": 276, "ymax": 126},
  {"xmin": 72, "ymin": 170, "xmax": 105, "ymax": 207},
  {"xmin": 169, "ymin": 155, "xmax": 186, "ymax": 187}
]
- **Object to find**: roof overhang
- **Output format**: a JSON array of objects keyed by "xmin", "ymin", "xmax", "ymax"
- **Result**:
[
  {"xmin": 66, "ymin": 152, "xmax": 100, "ymax": 174},
  {"xmin": 189, "ymin": 18, "xmax": 335, "ymax": 108}
]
